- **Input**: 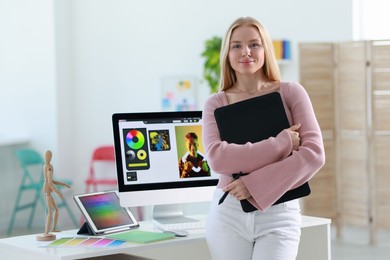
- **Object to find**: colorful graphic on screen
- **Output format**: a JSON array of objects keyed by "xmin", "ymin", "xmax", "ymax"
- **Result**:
[
  {"xmin": 175, "ymin": 125, "xmax": 211, "ymax": 179},
  {"xmin": 149, "ymin": 130, "xmax": 171, "ymax": 151},
  {"xmin": 123, "ymin": 128, "xmax": 150, "ymax": 170},
  {"xmin": 79, "ymin": 193, "xmax": 133, "ymax": 230}
]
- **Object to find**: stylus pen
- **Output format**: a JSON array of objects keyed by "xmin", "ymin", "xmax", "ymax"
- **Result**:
[{"xmin": 218, "ymin": 172, "xmax": 243, "ymax": 205}]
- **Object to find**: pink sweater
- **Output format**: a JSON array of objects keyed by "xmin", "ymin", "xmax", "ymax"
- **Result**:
[{"xmin": 202, "ymin": 81, "xmax": 325, "ymax": 211}]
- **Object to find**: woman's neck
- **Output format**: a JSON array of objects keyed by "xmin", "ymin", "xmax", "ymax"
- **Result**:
[{"xmin": 233, "ymin": 76, "xmax": 268, "ymax": 94}]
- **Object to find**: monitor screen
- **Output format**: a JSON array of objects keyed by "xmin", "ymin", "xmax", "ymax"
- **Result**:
[{"xmin": 112, "ymin": 111, "xmax": 218, "ymax": 219}]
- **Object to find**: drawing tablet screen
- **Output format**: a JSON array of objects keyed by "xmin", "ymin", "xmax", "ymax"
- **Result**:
[{"xmin": 75, "ymin": 190, "xmax": 139, "ymax": 234}]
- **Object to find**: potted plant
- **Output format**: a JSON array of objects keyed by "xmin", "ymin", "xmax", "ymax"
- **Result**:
[{"xmin": 201, "ymin": 36, "xmax": 222, "ymax": 93}]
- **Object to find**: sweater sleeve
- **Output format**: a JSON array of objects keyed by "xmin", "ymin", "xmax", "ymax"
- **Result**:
[
  {"xmin": 242, "ymin": 82, "xmax": 325, "ymax": 211},
  {"xmin": 202, "ymin": 92, "xmax": 293, "ymax": 175}
]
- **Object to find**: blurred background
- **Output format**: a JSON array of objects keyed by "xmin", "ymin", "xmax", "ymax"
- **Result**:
[{"xmin": 1, "ymin": 0, "xmax": 389, "ymax": 259}]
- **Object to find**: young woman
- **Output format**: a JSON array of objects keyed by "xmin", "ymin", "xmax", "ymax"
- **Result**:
[{"xmin": 202, "ymin": 17, "xmax": 325, "ymax": 260}]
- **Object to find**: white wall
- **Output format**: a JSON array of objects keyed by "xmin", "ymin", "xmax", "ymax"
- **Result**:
[
  {"xmin": 60, "ymin": 0, "xmax": 354, "ymax": 194},
  {"xmin": 0, "ymin": 0, "xmax": 58, "ymax": 232},
  {"xmin": 0, "ymin": 0, "xmax": 57, "ymax": 153},
  {"xmin": 0, "ymin": 0, "xmax": 355, "ymax": 231}
]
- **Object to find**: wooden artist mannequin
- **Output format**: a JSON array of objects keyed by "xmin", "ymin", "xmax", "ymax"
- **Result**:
[{"xmin": 36, "ymin": 150, "xmax": 71, "ymax": 241}]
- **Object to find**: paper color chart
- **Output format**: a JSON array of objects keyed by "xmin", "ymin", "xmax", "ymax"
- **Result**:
[
  {"xmin": 79, "ymin": 192, "xmax": 133, "ymax": 230},
  {"xmin": 47, "ymin": 237, "xmax": 126, "ymax": 248}
]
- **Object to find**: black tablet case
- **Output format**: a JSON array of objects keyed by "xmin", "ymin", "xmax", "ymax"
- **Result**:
[
  {"xmin": 214, "ymin": 92, "xmax": 310, "ymax": 212},
  {"xmin": 77, "ymin": 221, "xmax": 96, "ymax": 235}
]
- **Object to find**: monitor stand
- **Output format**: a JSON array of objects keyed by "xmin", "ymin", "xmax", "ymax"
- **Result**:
[{"xmin": 152, "ymin": 204, "xmax": 201, "ymax": 230}]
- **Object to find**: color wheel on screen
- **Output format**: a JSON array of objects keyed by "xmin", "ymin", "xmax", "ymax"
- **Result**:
[{"xmin": 126, "ymin": 130, "xmax": 145, "ymax": 149}]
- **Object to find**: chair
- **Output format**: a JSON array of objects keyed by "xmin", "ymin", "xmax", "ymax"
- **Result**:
[
  {"xmin": 85, "ymin": 145, "xmax": 118, "ymax": 193},
  {"xmin": 7, "ymin": 148, "xmax": 78, "ymax": 236}
]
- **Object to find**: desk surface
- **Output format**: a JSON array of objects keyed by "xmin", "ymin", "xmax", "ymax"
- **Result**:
[
  {"xmin": 301, "ymin": 215, "xmax": 331, "ymax": 227},
  {"xmin": 0, "ymin": 215, "xmax": 331, "ymax": 260},
  {"xmin": 0, "ymin": 225, "xmax": 206, "ymax": 260}
]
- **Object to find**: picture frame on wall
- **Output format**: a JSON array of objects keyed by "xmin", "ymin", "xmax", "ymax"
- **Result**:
[{"xmin": 161, "ymin": 76, "xmax": 197, "ymax": 111}]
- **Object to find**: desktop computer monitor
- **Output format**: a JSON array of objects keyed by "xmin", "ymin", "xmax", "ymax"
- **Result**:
[{"xmin": 112, "ymin": 111, "xmax": 218, "ymax": 228}]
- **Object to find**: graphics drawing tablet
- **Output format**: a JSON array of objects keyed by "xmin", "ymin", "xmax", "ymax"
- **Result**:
[{"xmin": 74, "ymin": 190, "xmax": 139, "ymax": 235}]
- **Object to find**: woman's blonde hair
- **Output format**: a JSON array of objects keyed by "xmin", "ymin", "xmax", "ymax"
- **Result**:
[{"xmin": 219, "ymin": 17, "xmax": 281, "ymax": 91}]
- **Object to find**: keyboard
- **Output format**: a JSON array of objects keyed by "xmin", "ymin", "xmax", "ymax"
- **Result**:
[{"xmin": 152, "ymin": 216, "xmax": 206, "ymax": 231}]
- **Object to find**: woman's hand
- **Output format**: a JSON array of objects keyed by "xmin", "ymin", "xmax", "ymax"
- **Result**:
[
  {"xmin": 223, "ymin": 178, "xmax": 251, "ymax": 201},
  {"xmin": 287, "ymin": 124, "xmax": 301, "ymax": 151}
]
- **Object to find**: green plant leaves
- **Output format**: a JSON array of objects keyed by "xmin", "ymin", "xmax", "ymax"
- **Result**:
[{"xmin": 201, "ymin": 36, "xmax": 222, "ymax": 93}]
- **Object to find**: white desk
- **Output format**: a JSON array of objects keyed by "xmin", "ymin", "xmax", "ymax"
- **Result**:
[{"xmin": 0, "ymin": 215, "xmax": 330, "ymax": 260}]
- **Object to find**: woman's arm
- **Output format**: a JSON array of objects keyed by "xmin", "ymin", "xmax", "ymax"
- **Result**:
[
  {"xmin": 242, "ymin": 82, "xmax": 325, "ymax": 211},
  {"xmin": 202, "ymin": 93, "xmax": 294, "ymax": 175}
]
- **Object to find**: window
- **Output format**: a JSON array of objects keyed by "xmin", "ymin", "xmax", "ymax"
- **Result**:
[{"xmin": 354, "ymin": 0, "xmax": 390, "ymax": 40}]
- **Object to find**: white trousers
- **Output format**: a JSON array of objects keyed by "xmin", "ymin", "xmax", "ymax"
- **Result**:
[{"xmin": 206, "ymin": 188, "xmax": 302, "ymax": 260}]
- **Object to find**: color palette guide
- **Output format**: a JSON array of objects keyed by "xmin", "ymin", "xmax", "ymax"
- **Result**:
[{"xmin": 44, "ymin": 237, "xmax": 127, "ymax": 248}]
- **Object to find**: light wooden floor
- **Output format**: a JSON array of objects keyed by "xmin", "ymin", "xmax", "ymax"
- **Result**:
[{"xmin": 331, "ymin": 226, "xmax": 390, "ymax": 260}]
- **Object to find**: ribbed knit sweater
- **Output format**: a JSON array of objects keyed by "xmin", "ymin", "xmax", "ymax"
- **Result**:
[{"xmin": 202, "ymin": 81, "xmax": 325, "ymax": 211}]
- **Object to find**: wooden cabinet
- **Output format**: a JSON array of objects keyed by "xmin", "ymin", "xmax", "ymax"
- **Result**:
[{"xmin": 299, "ymin": 40, "xmax": 390, "ymax": 244}]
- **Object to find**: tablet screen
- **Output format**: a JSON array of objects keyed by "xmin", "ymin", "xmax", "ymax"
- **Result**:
[{"xmin": 74, "ymin": 190, "xmax": 139, "ymax": 235}]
